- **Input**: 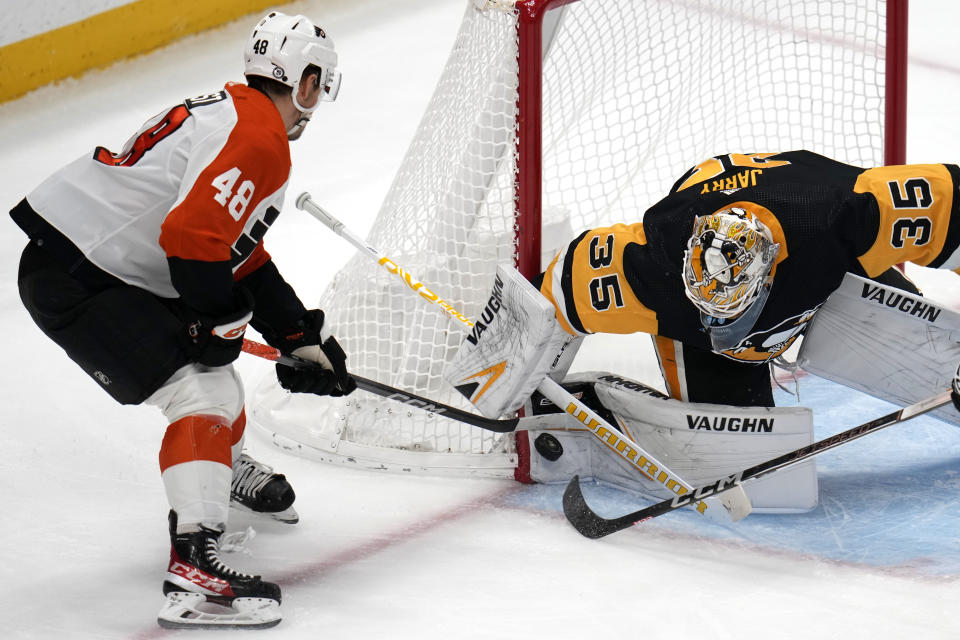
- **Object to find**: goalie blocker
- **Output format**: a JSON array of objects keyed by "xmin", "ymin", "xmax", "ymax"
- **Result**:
[{"xmin": 444, "ymin": 264, "xmax": 580, "ymax": 418}]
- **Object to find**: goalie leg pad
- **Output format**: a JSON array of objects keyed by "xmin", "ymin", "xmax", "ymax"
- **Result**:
[
  {"xmin": 523, "ymin": 373, "xmax": 819, "ymax": 513},
  {"xmin": 798, "ymin": 273, "xmax": 960, "ymax": 427},
  {"xmin": 444, "ymin": 264, "xmax": 574, "ymax": 418}
]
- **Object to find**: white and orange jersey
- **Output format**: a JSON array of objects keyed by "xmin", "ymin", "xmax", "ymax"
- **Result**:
[{"xmin": 26, "ymin": 83, "xmax": 291, "ymax": 299}]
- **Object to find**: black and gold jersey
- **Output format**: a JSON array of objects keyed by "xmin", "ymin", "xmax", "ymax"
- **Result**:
[{"xmin": 539, "ymin": 150, "xmax": 960, "ymax": 364}]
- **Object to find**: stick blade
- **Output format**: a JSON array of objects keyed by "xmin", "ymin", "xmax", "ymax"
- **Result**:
[
  {"xmin": 718, "ymin": 485, "xmax": 752, "ymax": 522},
  {"xmin": 562, "ymin": 476, "xmax": 640, "ymax": 539}
]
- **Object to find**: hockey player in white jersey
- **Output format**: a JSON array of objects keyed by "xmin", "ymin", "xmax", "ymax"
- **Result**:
[{"xmin": 10, "ymin": 12, "xmax": 353, "ymax": 629}]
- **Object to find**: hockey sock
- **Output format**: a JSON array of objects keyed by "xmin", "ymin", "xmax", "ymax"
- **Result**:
[
  {"xmin": 230, "ymin": 408, "xmax": 246, "ymax": 463},
  {"xmin": 159, "ymin": 414, "xmax": 233, "ymax": 530}
]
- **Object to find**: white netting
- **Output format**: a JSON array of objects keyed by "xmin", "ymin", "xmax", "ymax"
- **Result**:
[
  {"xmin": 251, "ymin": 0, "xmax": 893, "ymax": 475},
  {"xmin": 540, "ymin": 0, "xmax": 887, "ymax": 232}
]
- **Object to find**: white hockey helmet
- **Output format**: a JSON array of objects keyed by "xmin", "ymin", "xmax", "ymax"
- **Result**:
[
  {"xmin": 244, "ymin": 12, "xmax": 341, "ymax": 112},
  {"xmin": 682, "ymin": 206, "xmax": 780, "ymax": 320}
]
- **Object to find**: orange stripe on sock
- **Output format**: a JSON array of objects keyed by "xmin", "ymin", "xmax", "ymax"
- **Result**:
[
  {"xmin": 654, "ymin": 335, "xmax": 684, "ymax": 401},
  {"xmin": 159, "ymin": 414, "xmax": 232, "ymax": 472},
  {"xmin": 230, "ymin": 409, "xmax": 246, "ymax": 445}
]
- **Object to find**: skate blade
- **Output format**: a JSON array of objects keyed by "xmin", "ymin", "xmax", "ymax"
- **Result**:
[
  {"xmin": 230, "ymin": 501, "xmax": 300, "ymax": 524},
  {"xmin": 157, "ymin": 591, "xmax": 281, "ymax": 630}
]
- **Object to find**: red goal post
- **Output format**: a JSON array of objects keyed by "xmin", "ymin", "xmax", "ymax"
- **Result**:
[
  {"xmin": 514, "ymin": 0, "xmax": 909, "ymax": 279},
  {"xmin": 251, "ymin": 0, "xmax": 909, "ymax": 477}
]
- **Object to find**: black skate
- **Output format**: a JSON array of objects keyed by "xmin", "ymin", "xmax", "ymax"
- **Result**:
[
  {"xmin": 158, "ymin": 511, "xmax": 282, "ymax": 629},
  {"xmin": 230, "ymin": 453, "xmax": 299, "ymax": 524}
]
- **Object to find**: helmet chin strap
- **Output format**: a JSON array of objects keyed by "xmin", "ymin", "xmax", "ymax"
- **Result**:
[
  {"xmin": 287, "ymin": 84, "xmax": 318, "ymax": 140},
  {"xmin": 286, "ymin": 113, "xmax": 310, "ymax": 140},
  {"xmin": 701, "ymin": 284, "xmax": 771, "ymax": 351},
  {"xmin": 292, "ymin": 89, "xmax": 319, "ymax": 114}
]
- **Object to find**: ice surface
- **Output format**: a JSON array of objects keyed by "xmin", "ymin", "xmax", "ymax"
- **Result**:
[{"xmin": 0, "ymin": 1, "xmax": 958, "ymax": 638}]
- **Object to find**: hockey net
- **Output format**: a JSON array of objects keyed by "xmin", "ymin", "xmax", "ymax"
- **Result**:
[{"xmin": 251, "ymin": 0, "xmax": 906, "ymax": 477}]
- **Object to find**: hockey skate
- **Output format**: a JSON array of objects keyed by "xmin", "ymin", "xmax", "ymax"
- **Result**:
[
  {"xmin": 158, "ymin": 511, "xmax": 282, "ymax": 629},
  {"xmin": 230, "ymin": 453, "xmax": 299, "ymax": 524}
]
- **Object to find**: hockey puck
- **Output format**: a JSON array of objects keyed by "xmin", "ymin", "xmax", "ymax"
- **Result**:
[{"xmin": 534, "ymin": 433, "xmax": 563, "ymax": 461}]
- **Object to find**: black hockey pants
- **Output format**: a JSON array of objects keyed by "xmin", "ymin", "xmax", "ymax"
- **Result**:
[{"xmin": 17, "ymin": 241, "xmax": 190, "ymax": 405}]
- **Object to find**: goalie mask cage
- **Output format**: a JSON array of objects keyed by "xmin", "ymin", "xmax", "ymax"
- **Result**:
[{"xmin": 251, "ymin": 0, "xmax": 908, "ymax": 478}]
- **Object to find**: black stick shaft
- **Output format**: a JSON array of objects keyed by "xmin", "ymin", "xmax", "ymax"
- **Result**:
[{"xmin": 241, "ymin": 338, "xmax": 519, "ymax": 433}]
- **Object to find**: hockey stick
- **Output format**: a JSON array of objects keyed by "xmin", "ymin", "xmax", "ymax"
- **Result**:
[
  {"xmin": 562, "ymin": 389, "xmax": 955, "ymax": 539},
  {"xmin": 295, "ymin": 192, "xmax": 752, "ymax": 522},
  {"xmin": 242, "ymin": 338, "xmax": 516, "ymax": 432},
  {"xmin": 294, "ymin": 193, "xmax": 474, "ymax": 327},
  {"xmin": 242, "ymin": 338, "xmax": 603, "ymax": 434}
]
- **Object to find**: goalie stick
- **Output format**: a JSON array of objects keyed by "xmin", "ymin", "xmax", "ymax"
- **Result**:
[
  {"xmin": 294, "ymin": 193, "xmax": 752, "ymax": 523},
  {"xmin": 562, "ymin": 389, "xmax": 955, "ymax": 539}
]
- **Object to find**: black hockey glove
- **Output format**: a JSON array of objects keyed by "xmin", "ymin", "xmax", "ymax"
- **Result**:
[
  {"xmin": 264, "ymin": 309, "xmax": 357, "ymax": 397},
  {"xmin": 186, "ymin": 306, "xmax": 253, "ymax": 367},
  {"xmin": 952, "ymin": 361, "xmax": 960, "ymax": 413}
]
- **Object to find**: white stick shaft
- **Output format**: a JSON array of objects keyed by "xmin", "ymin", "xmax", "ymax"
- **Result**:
[
  {"xmin": 298, "ymin": 191, "xmax": 751, "ymax": 521},
  {"xmin": 297, "ymin": 192, "xmax": 474, "ymax": 328},
  {"xmin": 297, "ymin": 192, "xmax": 382, "ymax": 262}
]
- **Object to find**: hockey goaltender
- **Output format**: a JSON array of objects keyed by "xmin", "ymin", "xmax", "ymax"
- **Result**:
[{"xmin": 447, "ymin": 150, "xmax": 960, "ymax": 518}]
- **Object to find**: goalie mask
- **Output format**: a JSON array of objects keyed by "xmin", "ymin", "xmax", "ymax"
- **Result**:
[
  {"xmin": 245, "ymin": 12, "xmax": 342, "ymax": 113},
  {"xmin": 683, "ymin": 207, "xmax": 780, "ymax": 350}
]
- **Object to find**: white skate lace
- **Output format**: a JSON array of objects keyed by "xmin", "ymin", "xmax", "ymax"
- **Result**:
[
  {"xmin": 204, "ymin": 534, "xmax": 257, "ymax": 579},
  {"xmin": 231, "ymin": 455, "xmax": 276, "ymax": 498}
]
